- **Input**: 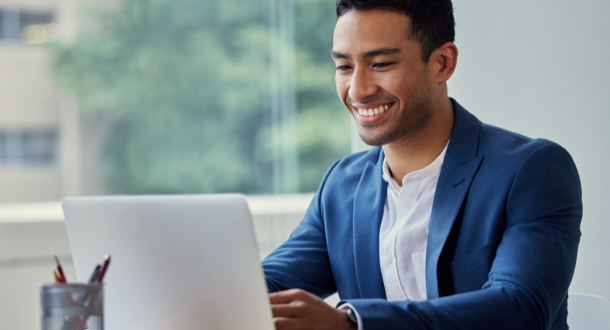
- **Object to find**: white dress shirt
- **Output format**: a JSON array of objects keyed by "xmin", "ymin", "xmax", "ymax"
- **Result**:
[{"xmin": 379, "ymin": 144, "xmax": 447, "ymax": 302}]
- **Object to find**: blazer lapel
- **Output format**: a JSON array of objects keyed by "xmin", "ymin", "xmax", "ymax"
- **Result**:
[
  {"xmin": 426, "ymin": 100, "xmax": 484, "ymax": 299},
  {"xmin": 352, "ymin": 152, "xmax": 387, "ymax": 299}
]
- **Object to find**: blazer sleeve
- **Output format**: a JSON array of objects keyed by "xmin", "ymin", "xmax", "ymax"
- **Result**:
[
  {"xmin": 262, "ymin": 159, "xmax": 340, "ymax": 298},
  {"xmin": 344, "ymin": 142, "xmax": 582, "ymax": 330}
]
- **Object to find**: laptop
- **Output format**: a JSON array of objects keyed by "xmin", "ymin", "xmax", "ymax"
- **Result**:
[{"xmin": 62, "ymin": 194, "xmax": 274, "ymax": 330}]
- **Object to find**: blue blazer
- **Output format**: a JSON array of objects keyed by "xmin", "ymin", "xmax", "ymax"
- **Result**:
[{"xmin": 263, "ymin": 100, "xmax": 582, "ymax": 330}]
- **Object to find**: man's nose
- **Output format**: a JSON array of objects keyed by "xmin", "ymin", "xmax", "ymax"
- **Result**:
[{"xmin": 348, "ymin": 68, "xmax": 377, "ymax": 101}]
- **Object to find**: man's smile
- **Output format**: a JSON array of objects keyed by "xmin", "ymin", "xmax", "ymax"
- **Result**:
[{"xmin": 354, "ymin": 103, "xmax": 393, "ymax": 117}]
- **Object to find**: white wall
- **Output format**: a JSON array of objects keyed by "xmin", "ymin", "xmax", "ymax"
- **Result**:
[{"xmin": 449, "ymin": 0, "xmax": 610, "ymax": 298}]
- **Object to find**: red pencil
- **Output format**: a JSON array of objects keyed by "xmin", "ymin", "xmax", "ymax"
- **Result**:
[
  {"xmin": 53, "ymin": 270, "xmax": 60, "ymax": 283},
  {"xmin": 96, "ymin": 254, "xmax": 111, "ymax": 283},
  {"xmin": 54, "ymin": 255, "xmax": 67, "ymax": 283}
]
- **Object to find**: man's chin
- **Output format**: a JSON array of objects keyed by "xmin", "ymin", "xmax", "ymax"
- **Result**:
[{"xmin": 358, "ymin": 132, "xmax": 390, "ymax": 147}]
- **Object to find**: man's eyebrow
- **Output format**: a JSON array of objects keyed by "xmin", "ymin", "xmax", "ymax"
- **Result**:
[
  {"xmin": 362, "ymin": 47, "xmax": 401, "ymax": 58},
  {"xmin": 331, "ymin": 51, "xmax": 350, "ymax": 60},
  {"xmin": 330, "ymin": 47, "xmax": 401, "ymax": 60}
]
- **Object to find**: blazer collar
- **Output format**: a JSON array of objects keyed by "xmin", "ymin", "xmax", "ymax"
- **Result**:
[{"xmin": 445, "ymin": 98, "xmax": 482, "ymax": 165}]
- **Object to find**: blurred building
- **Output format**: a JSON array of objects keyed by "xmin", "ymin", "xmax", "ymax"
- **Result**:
[{"xmin": 0, "ymin": 0, "xmax": 117, "ymax": 203}]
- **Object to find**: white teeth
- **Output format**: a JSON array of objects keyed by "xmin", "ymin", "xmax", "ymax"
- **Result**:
[{"xmin": 357, "ymin": 104, "xmax": 392, "ymax": 117}]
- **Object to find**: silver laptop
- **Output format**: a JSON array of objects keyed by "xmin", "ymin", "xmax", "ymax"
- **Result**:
[{"xmin": 62, "ymin": 194, "xmax": 274, "ymax": 330}]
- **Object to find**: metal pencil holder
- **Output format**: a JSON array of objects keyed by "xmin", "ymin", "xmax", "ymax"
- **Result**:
[{"xmin": 40, "ymin": 283, "xmax": 104, "ymax": 330}]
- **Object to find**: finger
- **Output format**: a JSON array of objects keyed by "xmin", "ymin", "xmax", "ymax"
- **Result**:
[
  {"xmin": 269, "ymin": 289, "xmax": 309, "ymax": 304},
  {"xmin": 273, "ymin": 316, "xmax": 311, "ymax": 330},
  {"xmin": 271, "ymin": 301, "xmax": 310, "ymax": 318}
]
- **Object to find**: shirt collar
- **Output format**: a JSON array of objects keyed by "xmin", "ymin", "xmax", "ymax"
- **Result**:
[{"xmin": 382, "ymin": 140, "xmax": 449, "ymax": 189}]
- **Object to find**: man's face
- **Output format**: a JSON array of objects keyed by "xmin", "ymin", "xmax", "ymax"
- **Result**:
[{"xmin": 332, "ymin": 10, "xmax": 435, "ymax": 146}]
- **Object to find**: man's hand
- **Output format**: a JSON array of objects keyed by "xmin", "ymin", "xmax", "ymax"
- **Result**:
[{"xmin": 269, "ymin": 289, "xmax": 357, "ymax": 330}]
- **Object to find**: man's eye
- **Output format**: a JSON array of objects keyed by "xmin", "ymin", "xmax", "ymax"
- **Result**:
[
  {"xmin": 335, "ymin": 65, "xmax": 351, "ymax": 71},
  {"xmin": 373, "ymin": 62, "xmax": 394, "ymax": 68}
]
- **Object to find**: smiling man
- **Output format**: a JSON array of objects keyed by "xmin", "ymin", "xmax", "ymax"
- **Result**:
[{"xmin": 262, "ymin": 1, "xmax": 582, "ymax": 330}]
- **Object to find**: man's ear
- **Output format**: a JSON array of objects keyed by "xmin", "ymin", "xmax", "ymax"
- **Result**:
[{"xmin": 430, "ymin": 42, "xmax": 458, "ymax": 83}]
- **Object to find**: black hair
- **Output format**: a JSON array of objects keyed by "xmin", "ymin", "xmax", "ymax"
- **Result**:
[{"xmin": 336, "ymin": 0, "xmax": 455, "ymax": 62}]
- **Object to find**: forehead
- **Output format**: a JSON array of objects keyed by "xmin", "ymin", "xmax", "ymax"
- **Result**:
[{"xmin": 333, "ymin": 10, "xmax": 415, "ymax": 56}]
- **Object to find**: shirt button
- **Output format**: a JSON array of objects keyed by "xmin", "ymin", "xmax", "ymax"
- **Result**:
[
  {"xmin": 385, "ymin": 256, "xmax": 394, "ymax": 265},
  {"xmin": 403, "ymin": 200, "xmax": 412, "ymax": 208}
]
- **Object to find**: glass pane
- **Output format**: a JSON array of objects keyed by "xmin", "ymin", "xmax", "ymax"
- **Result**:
[
  {"xmin": 52, "ymin": 0, "xmax": 349, "ymax": 195},
  {"xmin": 1, "ymin": 9, "xmax": 20, "ymax": 41},
  {"xmin": 23, "ymin": 130, "xmax": 58, "ymax": 164},
  {"xmin": 0, "ymin": 132, "xmax": 6, "ymax": 161},
  {"xmin": 4, "ymin": 130, "xmax": 23, "ymax": 163}
]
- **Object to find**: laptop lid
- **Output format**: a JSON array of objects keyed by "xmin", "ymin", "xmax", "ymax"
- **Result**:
[{"xmin": 62, "ymin": 194, "xmax": 274, "ymax": 330}]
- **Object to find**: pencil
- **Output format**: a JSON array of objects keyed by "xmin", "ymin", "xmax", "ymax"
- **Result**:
[
  {"xmin": 87, "ymin": 264, "xmax": 101, "ymax": 284},
  {"xmin": 96, "ymin": 254, "xmax": 111, "ymax": 283},
  {"xmin": 54, "ymin": 255, "xmax": 67, "ymax": 283}
]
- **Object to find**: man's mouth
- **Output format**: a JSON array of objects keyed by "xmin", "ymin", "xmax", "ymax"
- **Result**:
[{"xmin": 355, "ymin": 103, "xmax": 392, "ymax": 117}]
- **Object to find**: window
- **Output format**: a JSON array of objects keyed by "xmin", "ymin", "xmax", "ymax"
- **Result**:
[
  {"xmin": 0, "ymin": 9, "xmax": 56, "ymax": 44},
  {"xmin": 52, "ymin": 0, "xmax": 350, "ymax": 195},
  {"xmin": 0, "ymin": 129, "xmax": 58, "ymax": 165}
]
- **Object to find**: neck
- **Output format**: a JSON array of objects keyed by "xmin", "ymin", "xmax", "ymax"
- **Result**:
[{"xmin": 382, "ymin": 98, "xmax": 454, "ymax": 185}]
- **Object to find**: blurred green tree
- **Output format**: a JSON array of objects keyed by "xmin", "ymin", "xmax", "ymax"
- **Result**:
[{"xmin": 52, "ymin": 0, "xmax": 349, "ymax": 194}]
